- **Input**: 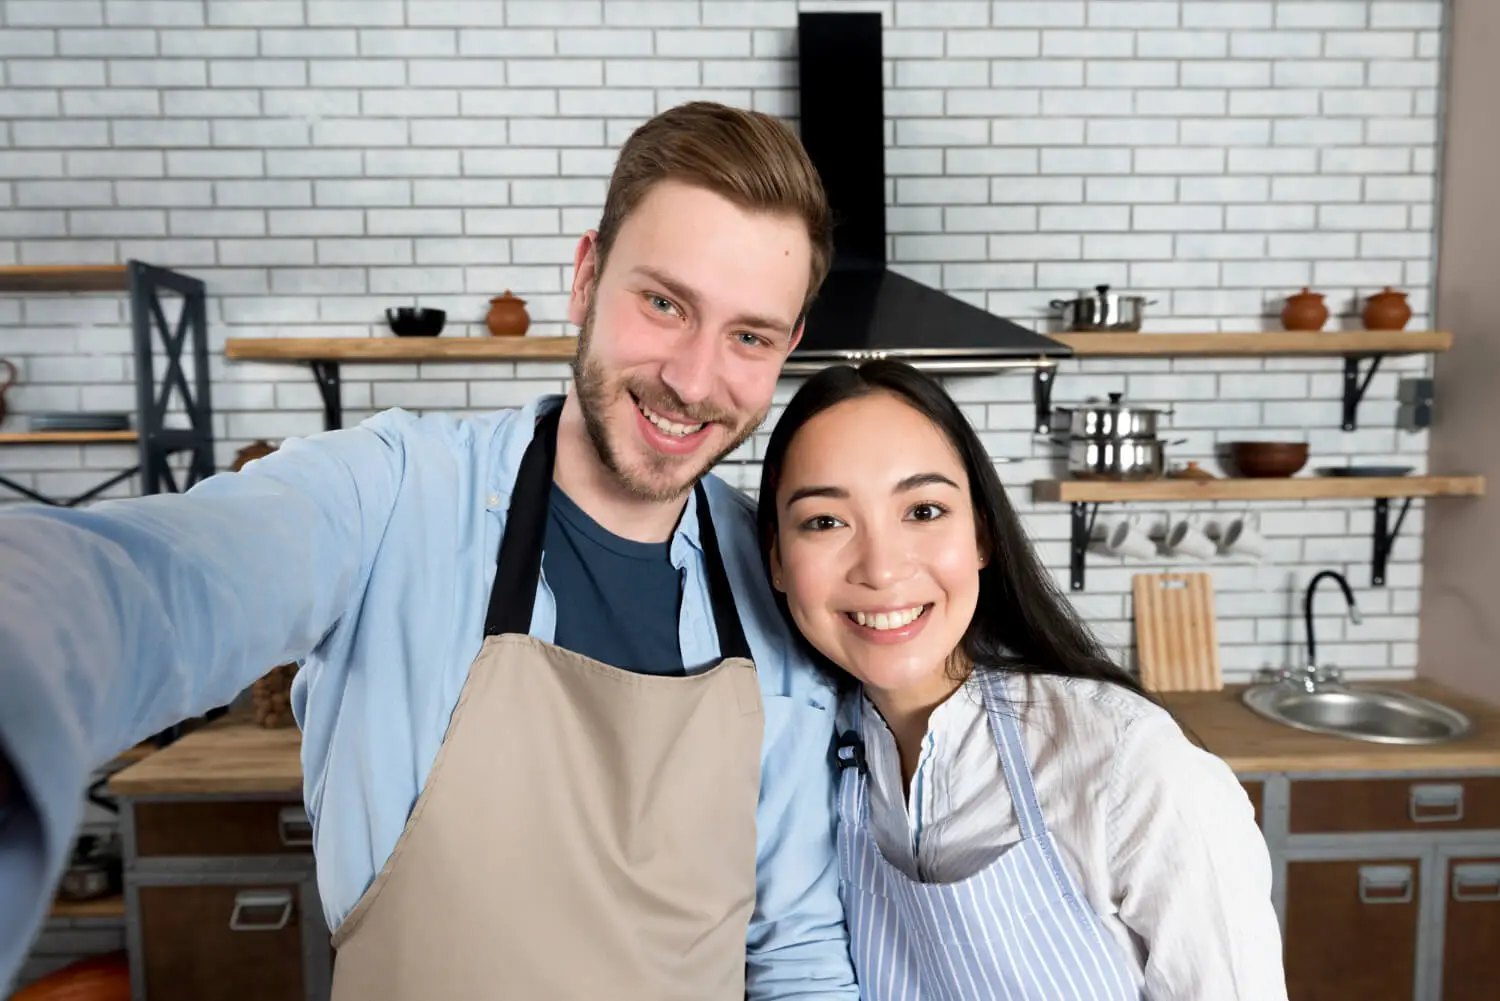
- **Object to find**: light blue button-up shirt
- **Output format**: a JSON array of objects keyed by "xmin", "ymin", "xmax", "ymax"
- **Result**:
[{"xmin": 0, "ymin": 394, "xmax": 857, "ymax": 998}]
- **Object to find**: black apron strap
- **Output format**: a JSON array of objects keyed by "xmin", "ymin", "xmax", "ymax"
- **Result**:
[
  {"xmin": 484, "ymin": 404, "xmax": 560, "ymax": 636},
  {"xmin": 692, "ymin": 482, "xmax": 753, "ymax": 662},
  {"xmin": 483, "ymin": 402, "xmax": 754, "ymax": 665}
]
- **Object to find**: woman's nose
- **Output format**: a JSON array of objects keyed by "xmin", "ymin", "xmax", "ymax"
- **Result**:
[{"xmin": 847, "ymin": 528, "xmax": 916, "ymax": 589}]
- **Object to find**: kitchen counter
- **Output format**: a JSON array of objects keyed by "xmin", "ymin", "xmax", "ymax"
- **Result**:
[
  {"xmin": 1160, "ymin": 678, "xmax": 1500, "ymax": 773},
  {"xmin": 108, "ymin": 680, "xmax": 1500, "ymax": 797},
  {"xmin": 108, "ymin": 712, "xmax": 302, "ymax": 796}
]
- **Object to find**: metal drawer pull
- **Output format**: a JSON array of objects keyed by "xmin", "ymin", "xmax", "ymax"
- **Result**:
[
  {"xmin": 228, "ymin": 890, "xmax": 294, "ymax": 931},
  {"xmin": 1453, "ymin": 864, "xmax": 1500, "ymax": 902},
  {"xmin": 278, "ymin": 806, "xmax": 313, "ymax": 846},
  {"xmin": 1409, "ymin": 783, "xmax": 1464, "ymax": 823},
  {"xmin": 1358, "ymin": 865, "xmax": 1413, "ymax": 904}
]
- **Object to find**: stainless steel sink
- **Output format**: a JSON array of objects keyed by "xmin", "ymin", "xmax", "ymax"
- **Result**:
[{"xmin": 1243, "ymin": 677, "xmax": 1472, "ymax": 745}]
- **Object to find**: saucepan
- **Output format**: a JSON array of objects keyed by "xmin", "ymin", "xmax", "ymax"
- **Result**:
[{"xmin": 1051, "ymin": 285, "xmax": 1157, "ymax": 332}]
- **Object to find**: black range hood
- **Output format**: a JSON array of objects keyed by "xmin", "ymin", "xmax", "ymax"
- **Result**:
[{"xmin": 786, "ymin": 11, "xmax": 1072, "ymax": 375}]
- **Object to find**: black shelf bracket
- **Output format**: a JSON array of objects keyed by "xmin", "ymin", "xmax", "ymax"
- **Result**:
[
  {"xmin": 1069, "ymin": 501, "xmax": 1101, "ymax": 591},
  {"xmin": 0, "ymin": 466, "xmax": 141, "ymax": 507},
  {"xmin": 1033, "ymin": 367, "xmax": 1057, "ymax": 434},
  {"xmin": 1342, "ymin": 354, "xmax": 1385, "ymax": 432},
  {"xmin": 311, "ymin": 361, "xmax": 344, "ymax": 431},
  {"xmin": 1370, "ymin": 496, "xmax": 1413, "ymax": 587},
  {"xmin": 129, "ymin": 261, "xmax": 214, "ymax": 495}
]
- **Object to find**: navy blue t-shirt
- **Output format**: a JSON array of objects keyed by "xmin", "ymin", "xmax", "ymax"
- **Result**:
[{"xmin": 541, "ymin": 484, "xmax": 686, "ymax": 676}]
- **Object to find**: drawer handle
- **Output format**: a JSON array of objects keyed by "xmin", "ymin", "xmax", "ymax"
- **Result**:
[
  {"xmin": 278, "ymin": 806, "xmax": 313, "ymax": 847},
  {"xmin": 1409, "ymin": 783, "xmax": 1464, "ymax": 823},
  {"xmin": 1453, "ymin": 864, "xmax": 1500, "ymax": 902},
  {"xmin": 228, "ymin": 889, "xmax": 294, "ymax": 931},
  {"xmin": 1359, "ymin": 865, "xmax": 1413, "ymax": 905}
]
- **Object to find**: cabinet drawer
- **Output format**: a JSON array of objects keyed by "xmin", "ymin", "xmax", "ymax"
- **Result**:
[
  {"xmin": 135, "ymin": 800, "xmax": 313, "ymax": 857},
  {"xmin": 1289, "ymin": 777, "xmax": 1500, "ymax": 834},
  {"xmin": 140, "ymin": 883, "xmax": 306, "ymax": 1001}
]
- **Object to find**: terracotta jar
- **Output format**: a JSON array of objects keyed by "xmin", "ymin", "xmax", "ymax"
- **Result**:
[
  {"xmin": 1362, "ymin": 286, "xmax": 1411, "ymax": 330},
  {"xmin": 1281, "ymin": 288, "xmax": 1329, "ymax": 331},
  {"xmin": 0, "ymin": 358, "xmax": 17, "ymax": 426},
  {"xmin": 485, "ymin": 290, "xmax": 530, "ymax": 337},
  {"xmin": 230, "ymin": 438, "xmax": 277, "ymax": 472}
]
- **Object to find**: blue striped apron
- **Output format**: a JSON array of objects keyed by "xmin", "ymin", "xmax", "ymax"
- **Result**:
[{"xmin": 836, "ymin": 671, "xmax": 1145, "ymax": 1000}]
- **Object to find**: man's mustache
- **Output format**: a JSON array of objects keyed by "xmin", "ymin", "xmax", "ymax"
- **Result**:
[{"xmin": 625, "ymin": 382, "xmax": 734, "ymax": 427}]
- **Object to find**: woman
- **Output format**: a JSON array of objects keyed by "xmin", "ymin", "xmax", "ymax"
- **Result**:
[{"xmin": 756, "ymin": 361, "xmax": 1286, "ymax": 1000}]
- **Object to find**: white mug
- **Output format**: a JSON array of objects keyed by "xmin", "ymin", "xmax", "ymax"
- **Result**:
[
  {"xmin": 1104, "ymin": 515, "xmax": 1157, "ymax": 560},
  {"xmin": 1165, "ymin": 514, "xmax": 1216, "ymax": 561},
  {"xmin": 1220, "ymin": 511, "xmax": 1267, "ymax": 561}
]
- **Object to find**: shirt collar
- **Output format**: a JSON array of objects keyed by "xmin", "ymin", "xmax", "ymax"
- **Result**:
[{"xmin": 485, "ymin": 393, "xmax": 704, "ymax": 557}]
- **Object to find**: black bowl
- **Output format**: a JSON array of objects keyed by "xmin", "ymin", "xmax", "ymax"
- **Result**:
[{"xmin": 386, "ymin": 307, "xmax": 446, "ymax": 337}]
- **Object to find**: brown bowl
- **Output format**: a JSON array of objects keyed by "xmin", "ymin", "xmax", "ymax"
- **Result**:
[{"xmin": 1227, "ymin": 441, "xmax": 1309, "ymax": 478}]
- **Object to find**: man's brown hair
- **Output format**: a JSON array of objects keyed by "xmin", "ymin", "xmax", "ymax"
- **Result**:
[{"xmin": 595, "ymin": 101, "xmax": 834, "ymax": 315}]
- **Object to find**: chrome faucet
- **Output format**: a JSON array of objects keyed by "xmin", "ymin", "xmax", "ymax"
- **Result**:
[{"xmin": 1287, "ymin": 570, "xmax": 1362, "ymax": 692}]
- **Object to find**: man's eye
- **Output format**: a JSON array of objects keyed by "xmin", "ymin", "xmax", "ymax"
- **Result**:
[
  {"xmin": 648, "ymin": 295, "xmax": 678, "ymax": 316},
  {"xmin": 736, "ymin": 331, "xmax": 768, "ymax": 348}
]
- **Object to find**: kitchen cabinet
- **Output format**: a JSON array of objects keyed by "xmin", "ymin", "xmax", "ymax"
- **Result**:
[
  {"xmin": 1160, "ymin": 684, "xmax": 1500, "ymax": 1001},
  {"xmin": 1440, "ymin": 857, "xmax": 1500, "ymax": 1001},
  {"xmin": 1283, "ymin": 857, "xmax": 1423, "ymax": 1001},
  {"xmin": 108, "ymin": 721, "xmax": 330, "ymax": 1001}
]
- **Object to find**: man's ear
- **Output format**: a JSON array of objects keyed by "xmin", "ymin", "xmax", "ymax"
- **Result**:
[
  {"xmin": 568, "ymin": 231, "xmax": 601, "ymax": 329},
  {"xmin": 787, "ymin": 313, "xmax": 805, "ymax": 355}
]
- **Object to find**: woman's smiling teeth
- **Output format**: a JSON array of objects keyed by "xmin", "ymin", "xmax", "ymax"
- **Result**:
[
  {"xmin": 638, "ymin": 399, "xmax": 705, "ymax": 437},
  {"xmin": 848, "ymin": 605, "xmax": 929, "ymax": 631}
]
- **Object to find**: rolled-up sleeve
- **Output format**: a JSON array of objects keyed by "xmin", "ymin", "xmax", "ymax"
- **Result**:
[
  {"xmin": 745, "ymin": 694, "xmax": 859, "ymax": 1000},
  {"xmin": 0, "ymin": 413, "xmax": 409, "ymax": 989}
]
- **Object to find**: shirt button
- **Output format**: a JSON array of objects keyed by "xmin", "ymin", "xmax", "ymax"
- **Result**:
[{"xmin": 487, "ymin": 493, "xmax": 498, "ymax": 505}]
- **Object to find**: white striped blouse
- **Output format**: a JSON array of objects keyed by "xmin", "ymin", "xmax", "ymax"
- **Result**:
[{"xmin": 852, "ymin": 671, "xmax": 1289, "ymax": 1001}]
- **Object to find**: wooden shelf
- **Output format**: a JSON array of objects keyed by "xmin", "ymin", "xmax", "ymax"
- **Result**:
[
  {"xmin": 224, "ymin": 335, "xmax": 579, "ymax": 363},
  {"xmin": 1051, "ymin": 330, "xmax": 1452, "ymax": 357},
  {"xmin": 1034, "ymin": 475, "xmax": 1486, "ymax": 503},
  {"xmin": 49, "ymin": 893, "xmax": 125, "ymax": 920},
  {"xmin": 225, "ymin": 331, "xmax": 1448, "ymax": 364},
  {"xmin": 0, "ymin": 265, "xmax": 130, "ymax": 293},
  {"xmin": 0, "ymin": 430, "xmax": 138, "ymax": 445}
]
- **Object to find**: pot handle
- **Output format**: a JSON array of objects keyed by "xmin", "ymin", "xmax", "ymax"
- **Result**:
[
  {"xmin": 1048, "ymin": 299, "xmax": 1069, "ymax": 310},
  {"xmin": 0, "ymin": 358, "xmax": 15, "ymax": 392},
  {"xmin": 1145, "ymin": 299, "xmax": 1160, "ymax": 306},
  {"xmin": 1165, "ymin": 438, "xmax": 1189, "ymax": 446}
]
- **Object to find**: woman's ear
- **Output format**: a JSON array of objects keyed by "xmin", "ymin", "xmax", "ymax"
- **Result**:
[{"xmin": 769, "ymin": 537, "xmax": 786, "ymax": 592}]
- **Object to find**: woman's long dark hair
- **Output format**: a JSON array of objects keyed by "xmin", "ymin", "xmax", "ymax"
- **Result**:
[{"xmin": 756, "ymin": 359, "xmax": 1149, "ymax": 700}]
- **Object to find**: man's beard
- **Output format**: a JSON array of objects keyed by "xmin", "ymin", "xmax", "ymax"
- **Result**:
[{"xmin": 571, "ymin": 304, "xmax": 765, "ymax": 503}]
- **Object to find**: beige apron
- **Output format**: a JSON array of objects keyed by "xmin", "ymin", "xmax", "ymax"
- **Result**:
[{"xmin": 329, "ymin": 406, "xmax": 765, "ymax": 1000}]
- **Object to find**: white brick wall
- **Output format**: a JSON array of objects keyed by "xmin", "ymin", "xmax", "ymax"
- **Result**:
[{"xmin": 0, "ymin": 0, "xmax": 1445, "ymax": 785}]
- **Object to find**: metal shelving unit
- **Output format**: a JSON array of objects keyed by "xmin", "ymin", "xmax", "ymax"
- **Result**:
[{"xmin": 0, "ymin": 261, "xmax": 215, "ymax": 505}]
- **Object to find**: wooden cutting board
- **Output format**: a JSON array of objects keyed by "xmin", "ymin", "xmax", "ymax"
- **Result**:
[{"xmin": 1132, "ymin": 572, "xmax": 1223, "ymax": 692}]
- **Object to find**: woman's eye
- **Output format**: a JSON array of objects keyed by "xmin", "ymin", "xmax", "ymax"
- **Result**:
[
  {"xmin": 908, "ymin": 503, "xmax": 948, "ymax": 522},
  {"xmin": 798, "ymin": 514, "xmax": 845, "ymax": 532}
]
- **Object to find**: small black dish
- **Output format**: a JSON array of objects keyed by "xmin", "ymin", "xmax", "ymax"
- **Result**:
[
  {"xmin": 386, "ymin": 307, "xmax": 446, "ymax": 337},
  {"xmin": 1316, "ymin": 465, "xmax": 1415, "ymax": 477}
]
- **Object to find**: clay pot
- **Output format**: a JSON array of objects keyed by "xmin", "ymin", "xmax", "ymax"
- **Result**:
[
  {"xmin": 1281, "ymin": 288, "xmax": 1329, "ymax": 331},
  {"xmin": 485, "ymin": 291, "xmax": 530, "ymax": 337},
  {"xmin": 0, "ymin": 358, "xmax": 17, "ymax": 426},
  {"xmin": 1362, "ymin": 286, "xmax": 1411, "ymax": 330},
  {"xmin": 230, "ymin": 439, "xmax": 277, "ymax": 472}
]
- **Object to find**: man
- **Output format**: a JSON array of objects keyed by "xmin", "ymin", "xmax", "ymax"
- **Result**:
[{"xmin": 0, "ymin": 102, "xmax": 857, "ymax": 999}]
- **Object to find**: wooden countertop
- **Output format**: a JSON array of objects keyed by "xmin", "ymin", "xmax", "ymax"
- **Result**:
[
  {"xmin": 1161, "ymin": 679, "xmax": 1500, "ymax": 773},
  {"xmin": 109, "ymin": 681, "xmax": 1500, "ymax": 796},
  {"xmin": 108, "ymin": 713, "xmax": 302, "ymax": 796}
]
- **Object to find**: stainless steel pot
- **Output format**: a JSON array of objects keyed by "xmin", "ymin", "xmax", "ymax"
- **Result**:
[
  {"xmin": 1054, "ymin": 392, "xmax": 1172, "ymax": 440},
  {"xmin": 1051, "ymin": 284, "xmax": 1156, "ymax": 332},
  {"xmin": 1063, "ymin": 437, "xmax": 1187, "ymax": 481}
]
